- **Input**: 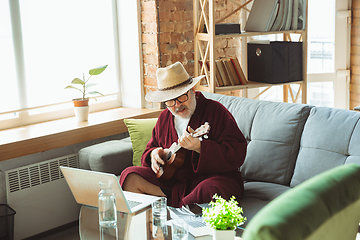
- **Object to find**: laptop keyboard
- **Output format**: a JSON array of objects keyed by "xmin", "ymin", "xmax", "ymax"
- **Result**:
[
  {"xmin": 128, "ymin": 200, "xmax": 142, "ymax": 209},
  {"xmin": 184, "ymin": 216, "xmax": 207, "ymax": 228}
]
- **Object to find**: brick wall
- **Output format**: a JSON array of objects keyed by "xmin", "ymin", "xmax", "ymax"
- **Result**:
[
  {"xmin": 142, "ymin": 0, "xmax": 359, "ymax": 109},
  {"xmin": 141, "ymin": 0, "xmax": 246, "ymax": 109},
  {"xmin": 141, "ymin": 0, "xmax": 160, "ymax": 109}
]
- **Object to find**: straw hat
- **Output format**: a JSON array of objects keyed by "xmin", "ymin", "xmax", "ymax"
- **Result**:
[{"xmin": 145, "ymin": 62, "xmax": 205, "ymax": 103}]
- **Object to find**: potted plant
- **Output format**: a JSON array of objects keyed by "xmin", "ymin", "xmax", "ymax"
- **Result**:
[
  {"xmin": 65, "ymin": 64, "xmax": 108, "ymax": 121},
  {"xmin": 202, "ymin": 194, "xmax": 246, "ymax": 240}
]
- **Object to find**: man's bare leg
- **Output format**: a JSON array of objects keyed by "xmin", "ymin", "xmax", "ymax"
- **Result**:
[{"xmin": 122, "ymin": 173, "xmax": 166, "ymax": 197}]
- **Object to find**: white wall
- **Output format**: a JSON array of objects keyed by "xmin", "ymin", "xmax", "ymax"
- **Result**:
[{"xmin": 0, "ymin": 132, "xmax": 128, "ymax": 204}]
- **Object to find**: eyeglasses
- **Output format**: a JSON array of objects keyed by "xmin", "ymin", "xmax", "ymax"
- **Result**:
[{"xmin": 164, "ymin": 90, "xmax": 190, "ymax": 107}]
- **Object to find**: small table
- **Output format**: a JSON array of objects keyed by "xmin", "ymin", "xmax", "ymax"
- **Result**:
[
  {"xmin": 79, "ymin": 205, "xmax": 244, "ymax": 239},
  {"xmin": 79, "ymin": 205, "xmax": 152, "ymax": 239}
]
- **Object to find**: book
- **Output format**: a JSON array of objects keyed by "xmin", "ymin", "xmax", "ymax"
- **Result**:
[
  {"xmin": 221, "ymin": 57, "xmax": 241, "ymax": 85},
  {"xmin": 199, "ymin": 60, "xmax": 224, "ymax": 87},
  {"xmin": 230, "ymin": 57, "xmax": 248, "ymax": 85},
  {"xmin": 215, "ymin": 59, "xmax": 232, "ymax": 86},
  {"xmin": 211, "ymin": 61, "xmax": 224, "ymax": 87},
  {"xmin": 205, "ymin": 61, "xmax": 224, "ymax": 87},
  {"xmin": 221, "ymin": 58, "xmax": 235, "ymax": 85},
  {"xmin": 244, "ymin": 0, "xmax": 279, "ymax": 32}
]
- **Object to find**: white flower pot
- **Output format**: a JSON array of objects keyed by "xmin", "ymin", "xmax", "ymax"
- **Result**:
[
  {"xmin": 74, "ymin": 106, "xmax": 89, "ymax": 121},
  {"xmin": 212, "ymin": 228, "xmax": 235, "ymax": 240}
]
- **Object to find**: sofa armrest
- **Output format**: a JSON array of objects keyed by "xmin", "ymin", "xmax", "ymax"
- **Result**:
[{"xmin": 79, "ymin": 137, "xmax": 133, "ymax": 176}]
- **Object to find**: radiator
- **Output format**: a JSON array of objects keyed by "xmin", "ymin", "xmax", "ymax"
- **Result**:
[{"xmin": 5, "ymin": 154, "xmax": 81, "ymax": 240}]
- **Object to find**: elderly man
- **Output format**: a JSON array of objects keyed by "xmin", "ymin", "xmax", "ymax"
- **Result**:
[{"xmin": 120, "ymin": 62, "xmax": 247, "ymax": 207}]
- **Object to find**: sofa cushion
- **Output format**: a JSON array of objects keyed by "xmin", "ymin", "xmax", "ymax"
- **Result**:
[
  {"xmin": 243, "ymin": 181, "xmax": 290, "ymax": 201},
  {"xmin": 244, "ymin": 102, "xmax": 313, "ymax": 185},
  {"xmin": 201, "ymin": 92, "xmax": 261, "ymax": 141},
  {"xmin": 242, "ymin": 164, "xmax": 360, "ymax": 240},
  {"xmin": 124, "ymin": 118, "xmax": 157, "ymax": 166},
  {"xmin": 79, "ymin": 138, "xmax": 133, "ymax": 175},
  {"xmin": 241, "ymin": 182, "xmax": 290, "ymax": 226},
  {"xmin": 291, "ymin": 107, "xmax": 360, "ymax": 187},
  {"xmin": 202, "ymin": 91, "xmax": 313, "ymax": 186}
]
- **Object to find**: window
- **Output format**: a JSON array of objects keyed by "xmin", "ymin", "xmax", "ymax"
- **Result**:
[
  {"xmin": 0, "ymin": 0, "xmax": 121, "ymax": 129},
  {"xmin": 307, "ymin": 0, "xmax": 335, "ymax": 74},
  {"xmin": 256, "ymin": 0, "xmax": 350, "ymax": 109}
]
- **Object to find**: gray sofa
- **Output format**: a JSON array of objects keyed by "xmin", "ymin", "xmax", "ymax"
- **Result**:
[{"xmin": 79, "ymin": 91, "xmax": 360, "ymax": 226}]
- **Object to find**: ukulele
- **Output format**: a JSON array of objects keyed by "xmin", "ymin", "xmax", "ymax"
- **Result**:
[{"xmin": 156, "ymin": 122, "xmax": 211, "ymax": 180}]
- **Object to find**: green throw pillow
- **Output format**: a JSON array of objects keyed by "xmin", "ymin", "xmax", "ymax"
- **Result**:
[{"xmin": 123, "ymin": 118, "xmax": 157, "ymax": 167}]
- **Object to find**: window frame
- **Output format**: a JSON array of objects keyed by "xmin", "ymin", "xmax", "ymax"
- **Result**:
[{"xmin": 0, "ymin": 0, "xmax": 143, "ymax": 130}]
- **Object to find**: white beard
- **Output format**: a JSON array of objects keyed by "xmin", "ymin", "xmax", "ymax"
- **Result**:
[{"xmin": 168, "ymin": 90, "xmax": 196, "ymax": 119}]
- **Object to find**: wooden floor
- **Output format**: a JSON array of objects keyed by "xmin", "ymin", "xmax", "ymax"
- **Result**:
[{"xmin": 24, "ymin": 221, "xmax": 79, "ymax": 240}]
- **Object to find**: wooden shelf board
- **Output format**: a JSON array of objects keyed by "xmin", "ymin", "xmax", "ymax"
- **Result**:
[
  {"xmin": 197, "ymin": 81, "xmax": 303, "ymax": 93},
  {"xmin": 0, "ymin": 107, "xmax": 162, "ymax": 162},
  {"xmin": 196, "ymin": 30, "xmax": 305, "ymax": 41}
]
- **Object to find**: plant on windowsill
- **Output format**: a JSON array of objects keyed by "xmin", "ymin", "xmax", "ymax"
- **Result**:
[
  {"xmin": 65, "ymin": 64, "xmax": 108, "ymax": 121},
  {"xmin": 202, "ymin": 194, "xmax": 246, "ymax": 240}
]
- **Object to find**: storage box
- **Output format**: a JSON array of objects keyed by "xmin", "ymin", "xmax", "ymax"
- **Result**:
[
  {"xmin": 203, "ymin": 23, "xmax": 241, "ymax": 35},
  {"xmin": 0, "ymin": 204, "xmax": 16, "ymax": 240},
  {"xmin": 247, "ymin": 41, "xmax": 303, "ymax": 84}
]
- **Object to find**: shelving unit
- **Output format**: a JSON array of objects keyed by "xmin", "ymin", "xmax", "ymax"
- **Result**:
[{"xmin": 193, "ymin": 0, "xmax": 308, "ymax": 104}]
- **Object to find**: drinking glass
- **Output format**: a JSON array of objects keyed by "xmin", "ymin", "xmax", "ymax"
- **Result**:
[{"xmin": 171, "ymin": 218, "xmax": 188, "ymax": 240}]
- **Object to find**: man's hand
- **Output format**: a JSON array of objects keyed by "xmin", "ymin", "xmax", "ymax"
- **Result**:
[
  {"xmin": 178, "ymin": 126, "xmax": 201, "ymax": 153},
  {"xmin": 150, "ymin": 147, "xmax": 175, "ymax": 174}
]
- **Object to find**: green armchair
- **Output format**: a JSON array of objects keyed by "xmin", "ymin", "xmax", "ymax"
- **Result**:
[{"xmin": 242, "ymin": 164, "xmax": 360, "ymax": 240}]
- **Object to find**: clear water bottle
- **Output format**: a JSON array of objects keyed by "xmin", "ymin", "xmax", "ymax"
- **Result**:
[
  {"xmin": 152, "ymin": 197, "xmax": 168, "ymax": 238},
  {"xmin": 98, "ymin": 180, "xmax": 117, "ymax": 227}
]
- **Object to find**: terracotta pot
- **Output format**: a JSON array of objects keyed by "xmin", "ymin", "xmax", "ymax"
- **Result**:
[{"xmin": 72, "ymin": 98, "xmax": 89, "ymax": 107}]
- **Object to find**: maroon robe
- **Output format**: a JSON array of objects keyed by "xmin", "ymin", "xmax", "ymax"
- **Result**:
[{"xmin": 120, "ymin": 92, "xmax": 247, "ymax": 207}]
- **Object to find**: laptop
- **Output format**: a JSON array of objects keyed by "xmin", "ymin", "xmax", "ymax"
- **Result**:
[{"xmin": 60, "ymin": 166, "xmax": 159, "ymax": 214}]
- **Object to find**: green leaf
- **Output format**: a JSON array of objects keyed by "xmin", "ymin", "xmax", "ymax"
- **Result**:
[
  {"xmin": 85, "ymin": 83, "xmax": 97, "ymax": 89},
  {"xmin": 65, "ymin": 85, "xmax": 82, "ymax": 92},
  {"xmin": 89, "ymin": 64, "xmax": 108, "ymax": 76},
  {"xmin": 71, "ymin": 78, "xmax": 85, "ymax": 85},
  {"xmin": 202, "ymin": 194, "xmax": 246, "ymax": 230},
  {"xmin": 88, "ymin": 91, "xmax": 104, "ymax": 96}
]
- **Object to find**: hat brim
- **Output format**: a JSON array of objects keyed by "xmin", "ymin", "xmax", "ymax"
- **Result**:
[{"xmin": 145, "ymin": 75, "xmax": 205, "ymax": 103}]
